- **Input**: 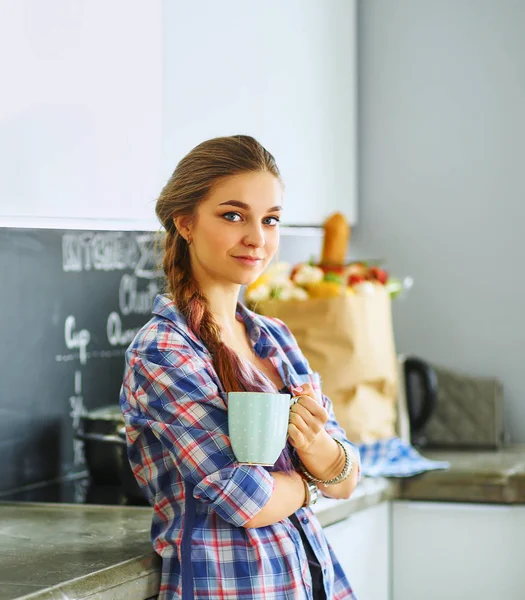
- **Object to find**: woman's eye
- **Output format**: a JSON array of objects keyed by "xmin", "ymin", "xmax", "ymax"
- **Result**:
[
  {"xmin": 263, "ymin": 216, "xmax": 280, "ymax": 226},
  {"xmin": 222, "ymin": 212, "xmax": 242, "ymax": 222}
]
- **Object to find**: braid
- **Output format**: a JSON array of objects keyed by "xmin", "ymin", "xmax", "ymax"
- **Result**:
[{"xmin": 162, "ymin": 227, "xmax": 268, "ymax": 392}]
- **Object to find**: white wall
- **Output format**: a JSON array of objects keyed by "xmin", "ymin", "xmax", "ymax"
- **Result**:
[
  {"xmin": 353, "ymin": 0, "xmax": 525, "ymax": 441},
  {"xmin": 0, "ymin": 1, "xmax": 163, "ymax": 230}
]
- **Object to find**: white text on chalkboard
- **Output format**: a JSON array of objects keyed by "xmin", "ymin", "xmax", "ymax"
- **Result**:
[
  {"xmin": 107, "ymin": 312, "xmax": 140, "ymax": 347},
  {"xmin": 65, "ymin": 316, "xmax": 91, "ymax": 365},
  {"xmin": 119, "ymin": 274, "xmax": 160, "ymax": 315},
  {"xmin": 62, "ymin": 231, "xmax": 163, "ymax": 279},
  {"xmin": 62, "ymin": 232, "xmax": 137, "ymax": 272}
]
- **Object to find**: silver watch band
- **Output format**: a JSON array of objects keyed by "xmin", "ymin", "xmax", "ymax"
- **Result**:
[{"xmin": 302, "ymin": 479, "xmax": 319, "ymax": 507}]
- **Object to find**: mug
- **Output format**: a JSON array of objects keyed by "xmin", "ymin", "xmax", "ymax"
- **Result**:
[{"xmin": 228, "ymin": 391, "xmax": 292, "ymax": 466}]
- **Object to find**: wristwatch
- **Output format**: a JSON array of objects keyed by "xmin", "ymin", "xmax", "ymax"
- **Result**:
[{"xmin": 302, "ymin": 478, "xmax": 319, "ymax": 508}]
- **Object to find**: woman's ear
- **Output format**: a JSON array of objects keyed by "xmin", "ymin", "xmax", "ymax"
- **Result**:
[{"xmin": 173, "ymin": 215, "xmax": 193, "ymax": 243}]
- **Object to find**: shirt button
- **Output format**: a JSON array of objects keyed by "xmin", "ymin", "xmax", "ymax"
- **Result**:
[
  {"xmin": 302, "ymin": 517, "xmax": 309, "ymax": 524},
  {"xmin": 323, "ymin": 568, "xmax": 327, "ymax": 575}
]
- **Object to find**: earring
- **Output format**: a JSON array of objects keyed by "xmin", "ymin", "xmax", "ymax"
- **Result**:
[{"xmin": 187, "ymin": 237, "xmax": 192, "ymax": 246}]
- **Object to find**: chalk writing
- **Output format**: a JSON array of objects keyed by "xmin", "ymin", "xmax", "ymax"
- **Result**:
[
  {"xmin": 119, "ymin": 274, "xmax": 160, "ymax": 316},
  {"xmin": 62, "ymin": 231, "xmax": 164, "ymax": 279},
  {"xmin": 55, "ymin": 349, "xmax": 127, "ymax": 363},
  {"xmin": 62, "ymin": 232, "xmax": 138, "ymax": 273},
  {"xmin": 135, "ymin": 233, "xmax": 163, "ymax": 279},
  {"xmin": 107, "ymin": 312, "xmax": 140, "ymax": 347},
  {"xmin": 69, "ymin": 370, "xmax": 86, "ymax": 467},
  {"xmin": 64, "ymin": 316, "xmax": 91, "ymax": 365}
]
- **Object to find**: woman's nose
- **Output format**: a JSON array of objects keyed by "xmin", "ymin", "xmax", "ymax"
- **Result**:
[{"xmin": 243, "ymin": 224, "xmax": 265, "ymax": 248}]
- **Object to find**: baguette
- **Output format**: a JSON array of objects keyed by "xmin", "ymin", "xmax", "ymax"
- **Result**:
[{"xmin": 321, "ymin": 212, "xmax": 350, "ymax": 265}]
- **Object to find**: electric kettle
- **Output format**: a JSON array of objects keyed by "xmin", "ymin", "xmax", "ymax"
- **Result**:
[{"xmin": 396, "ymin": 355, "xmax": 439, "ymax": 447}]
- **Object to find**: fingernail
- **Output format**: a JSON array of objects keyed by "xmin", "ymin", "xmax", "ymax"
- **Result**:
[{"xmin": 293, "ymin": 386, "xmax": 303, "ymax": 393}]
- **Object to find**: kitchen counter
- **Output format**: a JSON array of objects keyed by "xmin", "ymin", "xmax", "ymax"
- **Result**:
[
  {"xmin": 400, "ymin": 445, "xmax": 525, "ymax": 504},
  {"xmin": 0, "ymin": 502, "xmax": 159, "ymax": 600},
  {"xmin": 314, "ymin": 475, "xmax": 398, "ymax": 527},
  {"xmin": 6, "ymin": 446, "xmax": 524, "ymax": 599},
  {"xmin": 0, "ymin": 477, "xmax": 395, "ymax": 600}
]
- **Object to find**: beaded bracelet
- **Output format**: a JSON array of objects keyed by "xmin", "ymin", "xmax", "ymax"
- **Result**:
[{"xmin": 300, "ymin": 437, "xmax": 354, "ymax": 486}]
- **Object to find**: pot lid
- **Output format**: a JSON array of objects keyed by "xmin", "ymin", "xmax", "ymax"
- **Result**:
[{"xmin": 84, "ymin": 404, "xmax": 124, "ymax": 421}]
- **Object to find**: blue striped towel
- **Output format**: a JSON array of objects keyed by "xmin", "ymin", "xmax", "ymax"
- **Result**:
[{"xmin": 358, "ymin": 437, "xmax": 450, "ymax": 478}]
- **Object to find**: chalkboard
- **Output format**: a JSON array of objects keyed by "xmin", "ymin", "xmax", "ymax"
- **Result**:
[{"xmin": 0, "ymin": 228, "xmax": 164, "ymax": 493}]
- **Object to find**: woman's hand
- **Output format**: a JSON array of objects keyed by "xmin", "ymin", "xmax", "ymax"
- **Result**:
[
  {"xmin": 287, "ymin": 383, "xmax": 330, "ymax": 453},
  {"xmin": 287, "ymin": 383, "xmax": 359, "ymax": 500}
]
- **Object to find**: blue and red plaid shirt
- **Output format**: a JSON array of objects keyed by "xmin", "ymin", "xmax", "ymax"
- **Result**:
[{"xmin": 120, "ymin": 294, "xmax": 359, "ymax": 600}]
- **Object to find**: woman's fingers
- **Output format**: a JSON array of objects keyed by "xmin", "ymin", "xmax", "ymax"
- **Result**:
[
  {"xmin": 288, "ymin": 382, "xmax": 329, "ymax": 451},
  {"xmin": 291, "ymin": 394, "xmax": 328, "ymax": 425},
  {"xmin": 289, "ymin": 410, "xmax": 309, "ymax": 431},
  {"xmin": 287, "ymin": 423, "xmax": 306, "ymax": 448},
  {"xmin": 291, "ymin": 383, "xmax": 326, "ymax": 416},
  {"xmin": 290, "ymin": 401, "xmax": 324, "ymax": 433},
  {"xmin": 292, "ymin": 383, "xmax": 316, "ymax": 401}
]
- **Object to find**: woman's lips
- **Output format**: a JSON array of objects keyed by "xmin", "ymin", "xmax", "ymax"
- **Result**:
[{"xmin": 233, "ymin": 256, "xmax": 263, "ymax": 267}]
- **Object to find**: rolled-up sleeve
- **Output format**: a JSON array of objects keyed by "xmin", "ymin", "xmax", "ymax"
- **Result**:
[
  {"xmin": 121, "ymin": 336, "xmax": 274, "ymax": 527},
  {"xmin": 194, "ymin": 465, "xmax": 273, "ymax": 527}
]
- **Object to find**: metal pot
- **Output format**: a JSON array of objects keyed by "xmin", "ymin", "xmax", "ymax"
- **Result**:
[
  {"xmin": 75, "ymin": 405, "xmax": 145, "ymax": 502},
  {"xmin": 116, "ymin": 426, "xmax": 149, "ymax": 504}
]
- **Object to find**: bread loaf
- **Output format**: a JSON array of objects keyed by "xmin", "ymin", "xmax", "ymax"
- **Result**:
[{"xmin": 321, "ymin": 212, "xmax": 350, "ymax": 265}]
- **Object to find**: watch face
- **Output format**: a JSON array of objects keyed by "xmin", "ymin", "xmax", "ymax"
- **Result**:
[{"xmin": 308, "ymin": 483, "xmax": 319, "ymax": 505}]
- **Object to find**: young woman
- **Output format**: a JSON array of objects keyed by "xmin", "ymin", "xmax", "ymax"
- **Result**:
[{"xmin": 120, "ymin": 135, "xmax": 361, "ymax": 600}]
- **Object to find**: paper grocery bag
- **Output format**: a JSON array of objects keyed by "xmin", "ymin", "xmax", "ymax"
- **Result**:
[{"xmin": 253, "ymin": 286, "xmax": 399, "ymax": 444}]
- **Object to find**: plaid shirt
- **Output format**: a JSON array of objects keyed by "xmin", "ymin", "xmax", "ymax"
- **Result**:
[{"xmin": 120, "ymin": 294, "xmax": 359, "ymax": 600}]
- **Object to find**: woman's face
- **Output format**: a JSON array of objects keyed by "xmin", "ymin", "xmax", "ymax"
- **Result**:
[{"xmin": 184, "ymin": 171, "xmax": 283, "ymax": 288}]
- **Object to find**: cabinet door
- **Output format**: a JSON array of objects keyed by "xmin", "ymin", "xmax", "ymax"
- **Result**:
[
  {"xmin": 163, "ymin": 0, "xmax": 358, "ymax": 226},
  {"xmin": 324, "ymin": 502, "xmax": 391, "ymax": 600},
  {"xmin": 0, "ymin": 2, "xmax": 162, "ymax": 227},
  {"xmin": 393, "ymin": 501, "xmax": 525, "ymax": 600}
]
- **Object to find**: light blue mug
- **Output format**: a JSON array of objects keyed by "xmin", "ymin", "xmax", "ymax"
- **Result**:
[{"xmin": 228, "ymin": 391, "xmax": 292, "ymax": 466}]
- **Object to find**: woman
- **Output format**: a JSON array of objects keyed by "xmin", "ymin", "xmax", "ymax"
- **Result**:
[{"xmin": 120, "ymin": 135, "xmax": 361, "ymax": 600}]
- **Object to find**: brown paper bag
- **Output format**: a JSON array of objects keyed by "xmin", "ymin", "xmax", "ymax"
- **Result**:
[{"xmin": 253, "ymin": 286, "xmax": 399, "ymax": 444}]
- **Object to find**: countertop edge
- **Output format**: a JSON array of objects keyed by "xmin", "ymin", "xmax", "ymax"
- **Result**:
[
  {"xmin": 313, "ymin": 477, "xmax": 397, "ymax": 527},
  {"xmin": 14, "ymin": 553, "xmax": 161, "ymax": 600}
]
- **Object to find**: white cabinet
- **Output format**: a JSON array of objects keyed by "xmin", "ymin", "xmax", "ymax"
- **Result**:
[
  {"xmin": 0, "ymin": 2, "xmax": 163, "ymax": 228},
  {"xmin": 324, "ymin": 502, "xmax": 391, "ymax": 600},
  {"xmin": 162, "ymin": 0, "xmax": 358, "ymax": 227},
  {"xmin": 392, "ymin": 501, "xmax": 525, "ymax": 600},
  {"xmin": 2, "ymin": 2, "xmax": 357, "ymax": 229}
]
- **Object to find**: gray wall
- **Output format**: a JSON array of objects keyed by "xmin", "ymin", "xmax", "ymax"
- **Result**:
[{"xmin": 352, "ymin": 0, "xmax": 525, "ymax": 442}]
